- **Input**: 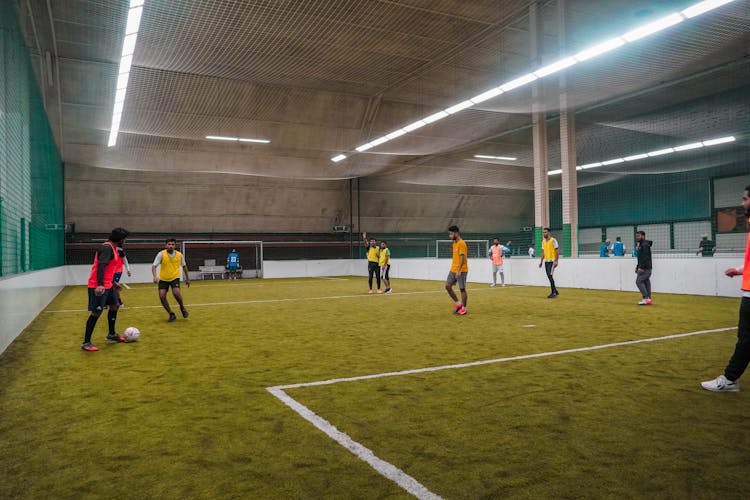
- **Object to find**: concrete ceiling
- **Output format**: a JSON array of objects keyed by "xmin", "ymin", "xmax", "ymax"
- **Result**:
[{"xmin": 18, "ymin": 0, "xmax": 750, "ymax": 188}]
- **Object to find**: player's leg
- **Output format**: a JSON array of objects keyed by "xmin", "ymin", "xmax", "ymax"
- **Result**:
[
  {"xmin": 490, "ymin": 264, "xmax": 497, "ymax": 286},
  {"xmin": 367, "ymin": 262, "xmax": 375, "ymax": 292},
  {"xmin": 171, "ymin": 280, "xmax": 189, "ymax": 318},
  {"xmin": 499, "ymin": 265, "xmax": 505, "ymax": 286},
  {"xmin": 545, "ymin": 262, "xmax": 557, "ymax": 297},
  {"xmin": 83, "ymin": 289, "xmax": 105, "ymax": 350},
  {"xmin": 702, "ymin": 297, "xmax": 749, "ymax": 391},
  {"xmin": 158, "ymin": 281, "xmax": 176, "ymax": 321},
  {"xmin": 104, "ymin": 290, "xmax": 125, "ymax": 342},
  {"xmin": 383, "ymin": 265, "xmax": 391, "ymax": 292},
  {"xmin": 636, "ymin": 271, "xmax": 650, "ymax": 304},
  {"xmin": 458, "ymin": 273, "xmax": 467, "ymax": 313}
]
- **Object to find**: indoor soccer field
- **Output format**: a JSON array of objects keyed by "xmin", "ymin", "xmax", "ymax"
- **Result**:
[{"xmin": 1, "ymin": 277, "xmax": 748, "ymax": 499}]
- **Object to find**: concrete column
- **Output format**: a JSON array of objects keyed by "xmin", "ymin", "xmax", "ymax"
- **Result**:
[
  {"xmin": 559, "ymin": 0, "xmax": 578, "ymax": 257},
  {"xmin": 530, "ymin": 1, "xmax": 548, "ymax": 247}
]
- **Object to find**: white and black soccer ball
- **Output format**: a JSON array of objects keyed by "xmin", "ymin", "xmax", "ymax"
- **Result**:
[{"xmin": 124, "ymin": 326, "xmax": 140, "ymax": 342}]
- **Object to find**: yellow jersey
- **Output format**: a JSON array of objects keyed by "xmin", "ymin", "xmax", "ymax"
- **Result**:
[
  {"xmin": 366, "ymin": 246, "xmax": 380, "ymax": 263},
  {"xmin": 451, "ymin": 239, "xmax": 468, "ymax": 273},
  {"xmin": 379, "ymin": 248, "xmax": 390, "ymax": 266},
  {"xmin": 156, "ymin": 249, "xmax": 184, "ymax": 281},
  {"xmin": 542, "ymin": 237, "xmax": 558, "ymax": 262}
]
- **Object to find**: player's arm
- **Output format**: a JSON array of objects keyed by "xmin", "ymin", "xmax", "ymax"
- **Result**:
[
  {"xmin": 182, "ymin": 258, "xmax": 191, "ymax": 287},
  {"xmin": 553, "ymin": 241, "xmax": 559, "ymax": 267},
  {"xmin": 458, "ymin": 251, "xmax": 466, "ymax": 271},
  {"xmin": 123, "ymin": 255, "xmax": 131, "ymax": 276},
  {"xmin": 725, "ymin": 267, "xmax": 743, "ymax": 277},
  {"xmin": 152, "ymin": 253, "xmax": 161, "ymax": 283}
]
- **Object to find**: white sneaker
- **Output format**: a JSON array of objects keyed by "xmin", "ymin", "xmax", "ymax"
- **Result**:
[
  {"xmin": 701, "ymin": 375, "xmax": 739, "ymax": 392},
  {"xmin": 501, "ymin": 284, "xmax": 506, "ymax": 287},
  {"xmin": 490, "ymin": 283, "xmax": 496, "ymax": 287}
]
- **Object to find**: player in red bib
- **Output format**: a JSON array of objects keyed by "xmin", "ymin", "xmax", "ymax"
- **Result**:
[{"xmin": 81, "ymin": 227, "xmax": 130, "ymax": 351}]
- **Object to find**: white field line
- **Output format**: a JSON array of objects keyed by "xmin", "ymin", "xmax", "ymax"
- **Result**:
[
  {"xmin": 44, "ymin": 286, "xmax": 521, "ymax": 314},
  {"xmin": 267, "ymin": 326, "xmax": 734, "ymax": 499},
  {"xmin": 267, "ymin": 387, "xmax": 442, "ymax": 500},
  {"xmin": 94, "ymin": 278, "xmax": 350, "ymax": 290}
]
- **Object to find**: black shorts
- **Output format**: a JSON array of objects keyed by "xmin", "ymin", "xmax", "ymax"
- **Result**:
[
  {"xmin": 88, "ymin": 287, "xmax": 117, "ymax": 312},
  {"xmin": 158, "ymin": 279, "xmax": 181, "ymax": 290},
  {"xmin": 113, "ymin": 272, "xmax": 123, "ymax": 283}
]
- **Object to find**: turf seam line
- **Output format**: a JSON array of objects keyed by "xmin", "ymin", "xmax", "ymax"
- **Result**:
[
  {"xmin": 267, "ymin": 325, "xmax": 733, "ymax": 499},
  {"xmin": 267, "ymin": 387, "xmax": 443, "ymax": 500},
  {"xmin": 272, "ymin": 326, "xmax": 734, "ymax": 390}
]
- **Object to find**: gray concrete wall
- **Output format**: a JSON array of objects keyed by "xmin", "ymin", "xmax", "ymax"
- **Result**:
[{"xmin": 65, "ymin": 164, "xmax": 351, "ymax": 233}]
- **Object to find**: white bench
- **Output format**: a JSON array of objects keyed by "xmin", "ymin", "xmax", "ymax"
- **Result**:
[{"xmin": 198, "ymin": 265, "xmax": 226, "ymax": 280}]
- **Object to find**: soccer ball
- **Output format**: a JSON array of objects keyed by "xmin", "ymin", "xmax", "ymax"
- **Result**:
[{"xmin": 124, "ymin": 326, "xmax": 140, "ymax": 342}]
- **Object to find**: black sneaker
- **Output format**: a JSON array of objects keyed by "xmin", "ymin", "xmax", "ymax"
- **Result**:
[
  {"xmin": 168, "ymin": 313, "xmax": 177, "ymax": 322},
  {"xmin": 547, "ymin": 293, "xmax": 556, "ymax": 298},
  {"xmin": 106, "ymin": 334, "xmax": 125, "ymax": 342},
  {"xmin": 181, "ymin": 309, "xmax": 189, "ymax": 318}
]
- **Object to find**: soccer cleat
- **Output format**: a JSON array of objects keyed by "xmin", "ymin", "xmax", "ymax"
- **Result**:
[
  {"xmin": 490, "ymin": 283, "xmax": 496, "ymax": 287},
  {"xmin": 638, "ymin": 299, "xmax": 652, "ymax": 306},
  {"xmin": 385, "ymin": 288, "xmax": 392, "ymax": 294},
  {"xmin": 456, "ymin": 307, "xmax": 467, "ymax": 316},
  {"xmin": 81, "ymin": 342, "xmax": 99, "ymax": 352},
  {"xmin": 168, "ymin": 313, "xmax": 177, "ymax": 322},
  {"xmin": 181, "ymin": 309, "xmax": 189, "ymax": 318},
  {"xmin": 106, "ymin": 334, "xmax": 125, "ymax": 343},
  {"xmin": 547, "ymin": 292, "xmax": 557, "ymax": 298},
  {"xmin": 377, "ymin": 289, "xmax": 383, "ymax": 294},
  {"xmin": 502, "ymin": 284, "xmax": 506, "ymax": 287},
  {"xmin": 701, "ymin": 375, "xmax": 739, "ymax": 392},
  {"xmin": 368, "ymin": 289, "xmax": 373, "ymax": 294},
  {"xmin": 454, "ymin": 303, "xmax": 463, "ymax": 314}
]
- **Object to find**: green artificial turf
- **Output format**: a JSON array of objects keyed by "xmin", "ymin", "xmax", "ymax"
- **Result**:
[{"xmin": 1, "ymin": 277, "xmax": 748, "ymax": 499}]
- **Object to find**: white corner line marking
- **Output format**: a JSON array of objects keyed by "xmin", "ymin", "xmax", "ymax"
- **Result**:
[
  {"xmin": 267, "ymin": 387, "xmax": 443, "ymax": 500},
  {"xmin": 267, "ymin": 326, "xmax": 734, "ymax": 498}
]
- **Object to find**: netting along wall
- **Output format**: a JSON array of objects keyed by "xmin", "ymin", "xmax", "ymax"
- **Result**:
[{"xmin": 0, "ymin": 1, "xmax": 64, "ymax": 276}]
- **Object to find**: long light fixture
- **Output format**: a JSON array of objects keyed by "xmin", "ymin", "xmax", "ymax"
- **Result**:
[
  {"xmin": 108, "ymin": 0, "xmax": 144, "ymax": 147},
  {"xmin": 473, "ymin": 154, "xmax": 518, "ymax": 161},
  {"xmin": 329, "ymin": 0, "xmax": 737, "ymax": 162},
  {"xmin": 547, "ymin": 135, "xmax": 736, "ymax": 175},
  {"xmin": 205, "ymin": 135, "xmax": 271, "ymax": 144}
]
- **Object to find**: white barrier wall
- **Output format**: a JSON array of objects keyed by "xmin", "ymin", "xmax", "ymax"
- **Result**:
[{"xmin": 0, "ymin": 267, "xmax": 66, "ymax": 354}]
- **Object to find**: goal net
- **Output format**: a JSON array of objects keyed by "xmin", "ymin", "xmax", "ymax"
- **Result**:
[
  {"xmin": 181, "ymin": 240, "xmax": 263, "ymax": 279},
  {"xmin": 435, "ymin": 240, "xmax": 489, "ymax": 259}
]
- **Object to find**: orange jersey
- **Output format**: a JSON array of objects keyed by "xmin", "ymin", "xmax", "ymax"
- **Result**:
[
  {"xmin": 87, "ymin": 242, "xmax": 121, "ymax": 288},
  {"xmin": 490, "ymin": 245, "xmax": 504, "ymax": 266},
  {"xmin": 451, "ymin": 239, "xmax": 468, "ymax": 273}
]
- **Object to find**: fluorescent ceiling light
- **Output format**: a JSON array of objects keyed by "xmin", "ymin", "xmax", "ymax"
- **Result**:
[
  {"xmin": 119, "ymin": 54, "xmax": 133, "ymax": 74},
  {"xmin": 682, "ymin": 0, "xmax": 737, "ymax": 18},
  {"xmin": 369, "ymin": 136, "xmax": 390, "ymax": 147},
  {"xmin": 445, "ymin": 100, "xmax": 474, "ymax": 114},
  {"xmin": 385, "ymin": 129, "xmax": 407, "ymax": 140},
  {"xmin": 673, "ymin": 142, "xmax": 704, "ymax": 151},
  {"xmin": 125, "ymin": 6, "xmax": 143, "ymax": 34},
  {"xmin": 238, "ymin": 137, "xmax": 270, "ymax": 143},
  {"xmin": 121, "ymin": 33, "xmax": 138, "ymax": 56},
  {"xmin": 474, "ymin": 155, "xmax": 517, "ymax": 161},
  {"xmin": 622, "ymin": 13, "xmax": 684, "ymax": 42},
  {"xmin": 647, "ymin": 148, "xmax": 675, "ymax": 156},
  {"xmin": 534, "ymin": 57, "xmax": 577, "ymax": 78},
  {"xmin": 470, "ymin": 86, "xmax": 504, "ymax": 104},
  {"xmin": 116, "ymin": 72, "xmax": 129, "ymax": 90},
  {"xmin": 500, "ymin": 73, "xmax": 538, "ymax": 92},
  {"xmin": 548, "ymin": 169, "xmax": 563, "ymax": 175},
  {"xmin": 108, "ymin": 2, "xmax": 146, "ymax": 148},
  {"xmin": 623, "ymin": 153, "xmax": 650, "ymax": 161},
  {"xmin": 423, "ymin": 110, "xmax": 448, "ymax": 124},
  {"xmin": 703, "ymin": 135, "xmax": 735, "ymax": 146},
  {"xmin": 403, "ymin": 120, "xmax": 426, "ymax": 132},
  {"xmin": 114, "ymin": 88, "xmax": 127, "ymax": 103},
  {"xmin": 601, "ymin": 158, "xmax": 625, "ymax": 165},
  {"xmin": 579, "ymin": 162, "xmax": 602, "ymax": 169},
  {"xmin": 334, "ymin": 0, "xmax": 734, "ymax": 159},
  {"xmin": 573, "ymin": 37, "xmax": 625, "ymax": 62},
  {"xmin": 205, "ymin": 135, "xmax": 237, "ymax": 141},
  {"xmin": 331, "ymin": 154, "xmax": 347, "ymax": 163}
]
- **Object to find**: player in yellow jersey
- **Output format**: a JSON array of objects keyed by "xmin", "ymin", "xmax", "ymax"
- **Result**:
[
  {"xmin": 445, "ymin": 225, "xmax": 468, "ymax": 315},
  {"xmin": 152, "ymin": 238, "xmax": 191, "ymax": 322},
  {"xmin": 363, "ymin": 232, "xmax": 382, "ymax": 293},
  {"xmin": 379, "ymin": 240, "xmax": 392, "ymax": 294},
  {"xmin": 538, "ymin": 227, "xmax": 559, "ymax": 298}
]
